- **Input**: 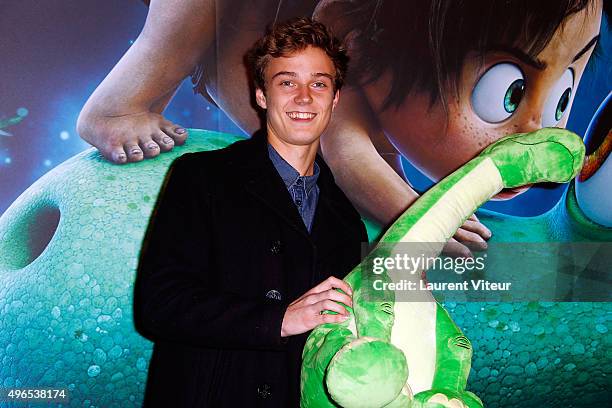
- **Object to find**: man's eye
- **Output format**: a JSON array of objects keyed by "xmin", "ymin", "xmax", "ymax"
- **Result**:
[
  {"xmin": 280, "ymin": 80, "xmax": 294, "ymax": 87},
  {"xmin": 312, "ymin": 82, "xmax": 327, "ymax": 88},
  {"xmin": 471, "ymin": 63, "xmax": 525, "ymax": 123}
]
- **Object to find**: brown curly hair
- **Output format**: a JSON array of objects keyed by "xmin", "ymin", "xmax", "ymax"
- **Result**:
[{"xmin": 246, "ymin": 17, "xmax": 349, "ymax": 92}]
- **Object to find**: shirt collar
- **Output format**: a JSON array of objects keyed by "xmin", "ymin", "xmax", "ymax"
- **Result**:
[{"xmin": 267, "ymin": 143, "xmax": 320, "ymax": 195}]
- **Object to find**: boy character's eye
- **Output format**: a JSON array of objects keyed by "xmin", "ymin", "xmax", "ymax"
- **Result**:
[
  {"xmin": 312, "ymin": 81, "xmax": 327, "ymax": 88},
  {"xmin": 542, "ymin": 68, "xmax": 574, "ymax": 127},
  {"xmin": 471, "ymin": 63, "xmax": 525, "ymax": 123}
]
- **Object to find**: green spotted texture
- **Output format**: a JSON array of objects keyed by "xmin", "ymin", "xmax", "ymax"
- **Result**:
[
  {"xmin": 0, "ymin": 129, "xmax": 609, "ymax": 407},
  {"xmin": 0, "ymin": 130, "xmax": 242, "ymax": 407},
  {"xmin": 457, "ymin": 188, "xmax": 612, "ymax": 407}
]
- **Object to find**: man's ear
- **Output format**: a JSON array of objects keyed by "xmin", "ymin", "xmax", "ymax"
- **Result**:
[
  {"xmin": 332, "ymin": 90, "xmax": 340, "ymax": 111},
  {"xmin": 255, "ymin": 88, "xmax": 267, "ymax": 109}
]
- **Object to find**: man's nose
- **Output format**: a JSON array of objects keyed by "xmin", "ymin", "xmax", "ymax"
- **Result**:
[{"xmin": 294, "ymin": 86, "xmax": 313, "ymax": 104}]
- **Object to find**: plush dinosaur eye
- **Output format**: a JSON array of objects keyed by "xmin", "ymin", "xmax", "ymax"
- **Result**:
[
  {"xmin": 542, "ymin": 68, "xmax": 574, "ymax": 127},
  {"xmin": 471, "ymin": 63, "xmax": 525, "ymax": 123}
]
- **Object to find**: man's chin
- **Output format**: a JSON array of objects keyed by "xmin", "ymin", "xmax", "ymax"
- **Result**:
[{"xmin": 492, "ymin": 185, "xmax": 532, "ymax": 201}]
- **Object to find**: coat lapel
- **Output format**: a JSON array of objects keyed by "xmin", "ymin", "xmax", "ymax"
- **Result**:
[
  {"xmin": 231, "ymin": 131, "xmax": 362, "ymax": 247},
  {"xmin": 236, "ymin": 132, "xmax": 311, "ymax": 239},
  {"xmin": 245, "ymin": 171, "xmax": 311, "ymax": 239},
  {"xmin": 310, "ymin": 158, "xmax": 366, "ymax": 258}
]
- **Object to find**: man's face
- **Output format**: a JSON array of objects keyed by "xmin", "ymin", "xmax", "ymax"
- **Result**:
[{"xmin": 256, "ymin": 46, "xmax": 339, "ymax": 149}]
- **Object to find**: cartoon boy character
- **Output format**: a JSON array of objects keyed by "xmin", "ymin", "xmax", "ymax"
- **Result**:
[
  {"xmin": 315, "ymin": 0, "xmax": 604, "ymax": 214},
  {"xmin": 77, "ymin": 0, "xmax": 605, "ymax": 252}
]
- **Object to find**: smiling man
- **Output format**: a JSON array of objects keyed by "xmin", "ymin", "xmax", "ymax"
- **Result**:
[
  {"xmin": 134, "ymin": 17, "xmax": 367, "ymax": 407},
  {"xmin": 254, "ymin": 45, "xmax": 340, "ymax": 179}
]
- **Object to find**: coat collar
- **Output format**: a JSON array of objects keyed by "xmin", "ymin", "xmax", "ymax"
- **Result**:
[{"xmin": 227, "ymin": 131, "xmax": 362, "ymax": 247}]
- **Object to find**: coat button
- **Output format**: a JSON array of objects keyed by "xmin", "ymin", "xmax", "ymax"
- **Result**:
[
  {"xmin": 270, "ymin": 240, "xmax": 283, "ymax": 254},
  {"xmin": 265, "ymin": 289, "xmax": 282, "ymax": 301},
  {"xmin": 257, "ymin": 383, "xmax": 271, "ymax": 399}
]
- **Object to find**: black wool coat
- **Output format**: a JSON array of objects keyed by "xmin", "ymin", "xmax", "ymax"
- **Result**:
[{"xmin": 134, "ymin": 132, "xmax": 367, "ymax": 407}]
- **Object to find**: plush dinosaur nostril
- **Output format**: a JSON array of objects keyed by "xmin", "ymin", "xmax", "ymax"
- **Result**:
[
  {"xmin": 380, "ymin": 302, "xmax": 394, "ymax": 315},
  {"xmin": 451, "ymin": 335, "xmax": 472, "ymax": 350},
  {"xmin": 0, "ymin": 202, "xmax": 60, "ymax": 270}
]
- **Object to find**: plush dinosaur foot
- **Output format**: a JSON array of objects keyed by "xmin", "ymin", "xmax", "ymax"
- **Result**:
[
  {"xmin": 413, "ymin": 390, "xmax": 483, "ymax": 408},
  {"xmin": 326, "ymin": 337, "xmax": 408, "ymax": 407}
]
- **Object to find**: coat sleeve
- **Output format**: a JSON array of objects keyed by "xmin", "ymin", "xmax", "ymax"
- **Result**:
[{"xmin": 134, "ymin": 154, "xmax": 289, "ymax": 351}]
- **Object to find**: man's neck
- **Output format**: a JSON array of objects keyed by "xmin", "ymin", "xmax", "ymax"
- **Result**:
[{"xmin": 266, "ymin": 133, "xmax": 319, "ymax": 176}]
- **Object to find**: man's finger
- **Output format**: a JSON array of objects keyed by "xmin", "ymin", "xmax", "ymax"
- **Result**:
[
  {"xmin": 320, "ymin": 288, "xmax": 352, "ymax": 308},
  {"xmin": 305, "ymin": 276, "xmax": 352, "ymax": 297},
  {"xmin": 323, "ymin": 276, "xmax": 353, "ymax": 296},
  {"xmin": 308, "ymin": 288, "xmax": 352, "ymax": 308},
  {"xmin": 316, "ymin": 299, "xmax": 350, "ymax": 317},
  {"xmin": 321, "ymin": 313, "xmax": 350, "ymax": 324}
]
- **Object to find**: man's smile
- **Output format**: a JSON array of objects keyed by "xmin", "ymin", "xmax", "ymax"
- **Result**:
[{"xmin": 286, "ymin": 111, "xmax": 317, "ymax": 121}]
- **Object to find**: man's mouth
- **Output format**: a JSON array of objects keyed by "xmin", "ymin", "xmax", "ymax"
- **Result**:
[
  {"xmin": 286, "ymin": 111, "xmax": 317, "ymax": 121},
  {"xmin": 493, "ymin": 185, "xmax": 533, "ymax": 200}
]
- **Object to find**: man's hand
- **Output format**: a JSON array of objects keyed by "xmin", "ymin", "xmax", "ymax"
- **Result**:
[
  {"xmin": 281, "ymin": 276, "xmax": 353, "ymax": 337},
  {"xmin": 444, "ymin": 214, "xmax": 492, "ymax": 258}
]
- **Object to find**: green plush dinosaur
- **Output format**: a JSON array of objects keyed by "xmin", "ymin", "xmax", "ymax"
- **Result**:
[{"xmin": 301, "ymin": 128, "xmax": 585, "ymax": 408}]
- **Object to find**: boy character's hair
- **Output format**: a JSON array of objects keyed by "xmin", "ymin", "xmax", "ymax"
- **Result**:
[
  {"xmin": 246, "ymin": 17, "xmax": 349, "ymax": 92},
  {"xmin": 319, "ymin": 0, "xmax": 602, "ymax": 110}
]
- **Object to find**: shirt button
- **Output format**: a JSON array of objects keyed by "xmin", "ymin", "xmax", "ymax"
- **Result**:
[
  {"xmin": 257, "ymin": 383, "xmax": 271, "ymax": 399},
  {"xmin": 295, "ymin": 199, "xmax": 302, "ymax": 206}
]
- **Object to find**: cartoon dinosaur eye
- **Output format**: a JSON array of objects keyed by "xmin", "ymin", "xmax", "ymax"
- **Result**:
[
  {"xmin": 471, "ymin": 63, "xmax": 525, "ymax": 123},
  {"xmin": 542, "ymin": 68, "xmax": 574, "ymax": 127}
]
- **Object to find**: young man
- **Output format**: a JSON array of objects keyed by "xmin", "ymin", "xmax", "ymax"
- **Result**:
[{"xmin": 134, "ymin": 17, "xmax": 367, "ymax": 407}]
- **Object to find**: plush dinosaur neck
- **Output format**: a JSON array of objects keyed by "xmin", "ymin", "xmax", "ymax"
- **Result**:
[
  {"xmin": 345, "ymin": 128, "xmax": 585, "ymax": 339},
  {"xmin": 382, "ymin": 157, "xmax": 503, "ymax": 242}
]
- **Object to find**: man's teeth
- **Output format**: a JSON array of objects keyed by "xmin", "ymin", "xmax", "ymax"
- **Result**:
[{"xmin": 288, "ymin": 112, "xmax": 316, "ymax": 119}]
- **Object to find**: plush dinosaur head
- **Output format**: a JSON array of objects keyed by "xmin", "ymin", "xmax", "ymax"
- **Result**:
[{"xmin": 481, "ymin": 127, "xmax": 585, "ymax": 189}]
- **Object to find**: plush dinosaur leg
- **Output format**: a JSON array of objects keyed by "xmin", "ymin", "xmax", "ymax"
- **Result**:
[
  {"xmin": 301, "ymin": 264, "xmax": 409, "ymax": 408},
  {"xmin": 302, "ymin": 128, "xmax": 585, "ymax": 408},
  {"xmin": 301, "ymin": 325, "xmax": 356, "ymax": 407}
]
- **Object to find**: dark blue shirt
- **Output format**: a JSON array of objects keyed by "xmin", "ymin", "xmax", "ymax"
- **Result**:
[{"xmin": 268, "ymin": 144, "xmax": 320, "ymax": 232}]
